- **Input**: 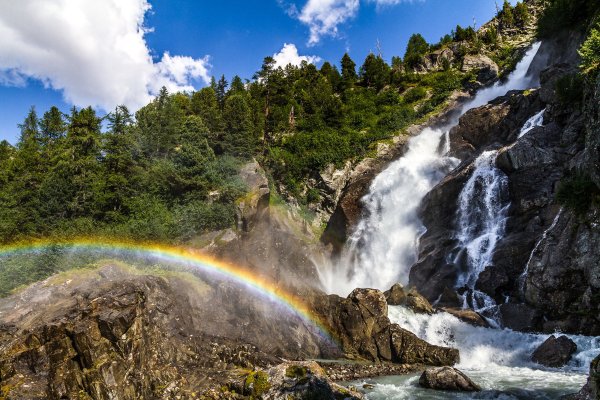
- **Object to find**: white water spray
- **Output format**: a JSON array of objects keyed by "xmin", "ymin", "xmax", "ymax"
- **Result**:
[
  {"xmin": 348, "ymin": 306, "xmax": 599, "ymax": 399},
  {"xmin": 319, "ymin": 43, "xmax": 543, "ymax": 296}
]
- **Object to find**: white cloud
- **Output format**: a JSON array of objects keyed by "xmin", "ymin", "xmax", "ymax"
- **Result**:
[
  {"xmin": 272, "ymin": 43, "xmax": 321, "ymax": 68},
  {"xmin": 0, "ymin": 0, "xmax": 211, "ymax": 112},
  {"xmin": 294, "ymin": 0, "xmax": 419, "ymax": 45},
  {"xmin": 299, "ymin": 0, "xmax": 360, "ymax": 46}
]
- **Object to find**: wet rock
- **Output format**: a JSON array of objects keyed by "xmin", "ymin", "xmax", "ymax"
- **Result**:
[
  {"xmin": 419, "ymin": 367, "xmax": 481, "ymax": 392},
  {"xmin": 532, "ymin": 335, "xmax": 577, "ymax": 368},
  {"xmin": 499, "ymin": 303, "xmax": 542, "ymax": 332},
  {"xmin": 440, "ymin": 308, "xmax": 490, "ymax": 328},
  {"xmin": 563, "ymin": 354, "xmax": 599, "ymax": 400},
  {"xmin": 384, "ymin": 283, "xmax": 407, "ymax": 306},
  {"xmin": 313, "ymin": 289, "xmax": 459, "ymax": 365},
  {"xmin": 389, "ymin": 325, "xmax": 460, "ymax": 366},
  {"xmin": 406, "ymin": 288, "xmax": 434, "ymax": 315}
]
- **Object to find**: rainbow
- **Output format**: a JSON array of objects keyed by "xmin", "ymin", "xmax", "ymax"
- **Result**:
[{"xmin": 0, "ymin": 238, "xmax": 336, "ymax": 345}]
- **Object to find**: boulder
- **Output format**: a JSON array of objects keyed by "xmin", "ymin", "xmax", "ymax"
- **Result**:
[
  {"xmin": 313, "ymin": 288, "xmax": 459, "ymax": 365},
  {"xmin": 441, "ymin": 308, "xmax": 490, "ymax": 328},
  {"xmin": 461, "ymin": 55, "xmax": 499, "ymax": 85},
  {"xmin": 384, "ymin": 283, "xmax": 407, "ymax": 306},
  {"xmin": 389, "ymin": 325, "xmax": 460, "ymax": 366},
  {"xmin": 406, "ymin": 288, "xmax": 435, "ymax": 314},
  {"xmin": 532, "ymin": 335, "xmax": 577, "ymax": 368},
  {"xmin": 243, "ymin": 361, "xmax": 363, "ymax": 400},
  {"xmin": 419, "ymin": 367, "xmax": 481, "ymax": 392},
  {"xmin": 499, "ymin": 303, "xmax": 542, "ymax": 332},
  {"xmin": 563, "ymin": 354, "xmax": 599, "ymax": 400}
]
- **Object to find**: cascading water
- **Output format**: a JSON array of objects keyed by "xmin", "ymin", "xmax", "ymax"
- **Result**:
[
  {"xmin": 319, "ymin": 42, "xmax": 542, "ymax": 296},
  {"xmin": 317, "ymin": 128, "xmax": 459, "ymax": 295},
  {"xmin": 452, "ymin": 150, "xmax": 510, "ymax": 311},
  {"xmin": 320, "ymin": 41, "xmax": 600, "ymax": 398},
  {"xmin": 350, "ymin": 306, "xmax": 600, "ymax": 399},
  {"xmin": 519, "ymin": 108, "xmax": 546, "ymax": 138},
  {"xmin": 451, "ymin": 105, "xmax": 547, "ymax": 312}
]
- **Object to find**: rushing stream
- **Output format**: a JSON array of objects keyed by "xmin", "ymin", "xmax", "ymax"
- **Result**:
[
  {"xmin": 321, "ymin": 41, "xmax": 600, "ymax": 398},
  {"xmin": 352, "ymin": 306, "xmax": 599, "ymax": 399}
]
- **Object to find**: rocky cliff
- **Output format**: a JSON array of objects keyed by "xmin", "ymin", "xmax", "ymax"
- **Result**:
[{"xmin": 408, "ymin": 32, "xmax": 600, "ymax": 334}]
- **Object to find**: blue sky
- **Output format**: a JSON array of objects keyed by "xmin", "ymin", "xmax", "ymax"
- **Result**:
[{"xmin": 0, "ymin": 0, "xmax": 516, "ymax": 144}]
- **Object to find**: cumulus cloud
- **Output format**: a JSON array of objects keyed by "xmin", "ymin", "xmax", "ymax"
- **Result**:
[
  {"xmin": 0, "ymin": 0, "xmax": 211, "ymax": 111},
  {"xmin": 294, "ymin": 0, "xmax": 419, "ymax": 45},
  {"xmin": 272, "ymin": 43, "xmax": 321, "ymax": 68},
  {"xmin": 299, "ymin": 0, "xmax": 360, "ymax": 46}
]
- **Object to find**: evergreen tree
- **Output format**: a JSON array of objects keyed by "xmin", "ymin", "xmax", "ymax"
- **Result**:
[
  {"xmin": 191, "ymin": 87, "xmax": 224, "ymax": 137},
  {"xmin": 222, "ymin": 94, "xmax": 255, "ymax": 158},
  {"xmin": 359, "ymin": 53, "xmax": 390, "ymax": 91},
  {"xmin": 216, "ymin": 75, "xmax": 228, "ymax": 109},
  {"xmin": 229, "ymin": 75, "xmax": 246, "ymax": 96},
  {"xmin": 39, "ymin": 106, "xmax": 66, "ymax": 145},
  {"xmin": 500, "ymin": 0, "xmax": 515, "ymax": 27},
  {"xmin": 99, "ymin": 105, "xmax": 138, "ymax": 220},
  {"xmin": 404, "ymin": 34, "xmax": 429, "ymax": 69},
  {"xmin": 63, "ymin": 107, "xmax": 102, "ymax": 217},
  {"xmin": 341, "ymin": 53, "xmax": 357, "ymax": 89},
  {"xmin": 514, "ymin": 2, "xmax": 530, "ymax": 26}
]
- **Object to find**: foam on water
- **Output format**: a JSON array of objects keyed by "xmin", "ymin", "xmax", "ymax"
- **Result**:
[{"xmin": 351, "ymin": 306, "xmax": 600, "ymax": 399}]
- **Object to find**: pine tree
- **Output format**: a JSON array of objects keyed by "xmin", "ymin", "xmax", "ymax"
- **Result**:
[
  {"xmin": 404, "ymin": 34, "xmax": 429, "ymax": 69},
  {"xmin": 39, "ymin": 106, "xmax": 66, "ymax": 145},
  {"xmin": 216, "ymin": 75, "xmax": 229, "ymax": 109},
  {"xmin": 500, "ymin": 0, "xmax": 515, "ymax": 27},
  {"xmin": 191, "ymin": 87, "xmax": 224, "ymax": 135},
  {"xmin": 222, "ymin": 94, "xmax": 255, "ymax": 158},
  {"xmin": 359, "ymin": 53, "xmax": 390, "ymax": 91},
  {"xmin": 63, "ymin": 107, "xmax": 102, "ymax": 217},
  {"xmin": 341, "ymin": 53, "xmax": 357, "ymax": 89}
]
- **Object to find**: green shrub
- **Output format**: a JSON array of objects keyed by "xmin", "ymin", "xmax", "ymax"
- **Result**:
[
  {"xmin": 555, "ymin": 73, "xmax": 585, "ymax": 106},
  {"xmin": 538, "ymin": 0, "xmax": 600, "ymax": 38},
  {"xmin": 557, "ymin": 173, "xmax": 600, "ymax": 216},
  {"xmin": 579, "ymin": 24, "xmax": 600, "ymax": 76},
  {"xmin": 403, "ymin": 87, "xmax": 427, "ymax": 103}
]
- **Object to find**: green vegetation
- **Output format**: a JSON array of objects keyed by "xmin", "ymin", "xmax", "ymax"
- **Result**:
[
  {"xmin": 557, "ymin": 173, "xmax": 600, "ymax": 216},
  {"xmin": 0, "ymin": 3, "xmax": 538, "ymax": 246},
  {"xmin": 555, "ymin": 73, "xmax": 585, "ymax": 106},
  {"xmin": 579, "ymin": 23, "xmax": 600, "ymax": 77},
  {"xmin": 538, "ymin": 0, "xmax": 600, "ymax": 38},
  {"xmin": 244, "ymin": 371, "xmax": 271, "ymax": 398}
]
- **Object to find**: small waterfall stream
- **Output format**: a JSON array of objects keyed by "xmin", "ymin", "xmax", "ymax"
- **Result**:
[{"xmin": 452, "ymin": 150, "xmax": 510, "ymax": 311}]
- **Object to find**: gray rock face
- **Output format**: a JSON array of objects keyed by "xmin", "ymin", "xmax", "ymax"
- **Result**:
[
  {"xmin": 532, "ymin": 335, "xmax": 577, "ymax": 368},
  {"xmin": 383, "ymin": 284, "xmax": 433, "ymax": 314},
  {"xmin": 419, "ymin": 367, "xmax": 481, "ymax": 392},
  {"xmin": 564, "ymin": 354, "xmax": 600, "ymax": 400},
  {"xmin": 461, "ymin": 55, "xmax": 499, "ymax": 85},
  {"xmin": 236, "ymin": 159, "xmax": 270, "ymax": 232},
  {"xmin": 0, "ymin": 265, "xmax": 295, "ymax": 399}
]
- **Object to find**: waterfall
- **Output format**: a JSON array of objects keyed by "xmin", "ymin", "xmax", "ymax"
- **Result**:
[
  {"xmin": 453, "ymin": 150, "xmax": 510, "ymax": 310},
  {"xmin": 519, "ymin": 108, "xmax": 545, "ymax": 138},
  {"xmin": 319, "ymin": 42, "xmax": 542, "ymax": 296}
]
